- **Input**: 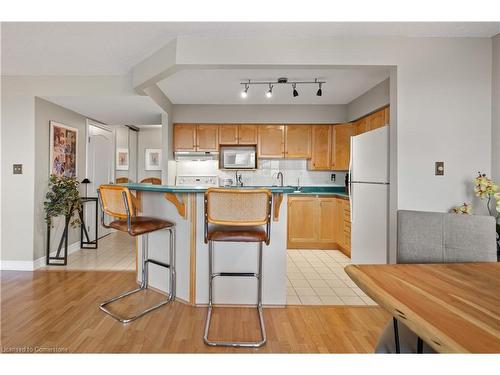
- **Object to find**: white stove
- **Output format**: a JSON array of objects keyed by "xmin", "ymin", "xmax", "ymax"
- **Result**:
[{"xmin": 175, "ymin": 175, "xmax": 219, "ymax": 188}]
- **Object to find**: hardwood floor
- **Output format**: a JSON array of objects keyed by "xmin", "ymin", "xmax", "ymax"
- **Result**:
[{"xmin": 1, "ymin": 270, "xmax": 389, "ymax": 353}]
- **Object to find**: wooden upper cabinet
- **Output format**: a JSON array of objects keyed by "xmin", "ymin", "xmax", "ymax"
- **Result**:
[
  {"xmin": 366, "ymin": 108, "xmax": 387, "ymax": 132},
  {"xmin": 285, "ymin": 125, "xmax": 312, "ymax": 158},
  {"xmin": 331, "ymin": 124, "xmax": 355, "ymax": 171},
  {"xmin": 354, "ymin": 118, "xmax": 368, "ymax": 135},
  {"xmin": 196, "ymin": 125, "xmax": 219, "ymax": 151},
  {"xmin": 308, "ymin": 125, "xmax": 332, "ymax": 170},
  {"xmin": 258, "ymin": 125, "xmax": 285, "ymax": 158},
  {"xmin": 238, "ymin": 124, "xmax": 258, "ymax": 144},
  {"xmin": 219, "ymin": 124, "xmax": 239, "ymax": 145},
  {"xmin": 173, "ymin": 124, "xmax": 197, "ymax": 152}
]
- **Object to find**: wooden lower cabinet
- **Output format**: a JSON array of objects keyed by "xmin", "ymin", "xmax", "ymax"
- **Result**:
[
  {"xmin": 338, "ymin": 199, "xmax": 351, "ymax": 257},
  {"xmin": 287, "ymin": 195, "xmax": 350, "ymax": 254},
  {"xmin": 318, "ymin": 198, "xmax": 337, "ymax": 246},
  {"xmin": 287, "ymin": 196, "xmax": 317, "ymax": 246}
]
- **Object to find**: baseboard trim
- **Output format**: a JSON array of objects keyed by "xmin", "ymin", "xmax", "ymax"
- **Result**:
[
  {"xmin": 0, "ymin": 260, "xmax": 37, "ymax": 271},
  {"xmin": 1, "ymin": 242, "xmax": 82, "ymax": 271}
]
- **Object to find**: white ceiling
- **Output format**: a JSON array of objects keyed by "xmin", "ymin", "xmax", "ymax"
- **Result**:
[
  {"xmin": 2, "ymin": 22, "xmax": 499, "ymax": 75},
  {"xmin": 43, "ymin": 96, "xmax": 163, "ymax": 125},
  {"xmin": 158, "ymin": 68, "xmax": 390, "ymax": 105}
]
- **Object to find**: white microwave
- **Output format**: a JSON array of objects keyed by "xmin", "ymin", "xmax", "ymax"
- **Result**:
[{"xmin": 219, "ymin": 145, "xmax": 257, "ymax": 170}]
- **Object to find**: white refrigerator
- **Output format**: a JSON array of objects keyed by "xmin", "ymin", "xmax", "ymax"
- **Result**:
[{"xmin": 349, "ymin": 126, "xmax": 389, "ymax": 264}]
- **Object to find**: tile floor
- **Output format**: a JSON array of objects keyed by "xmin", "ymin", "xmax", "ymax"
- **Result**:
[
  {"xmin": 43, "ymin": 231, "xmax": 135, "ymax": 271},
  {"xmin": 286, "ymin": 249, "xmax": 377, "ymax": 306}
]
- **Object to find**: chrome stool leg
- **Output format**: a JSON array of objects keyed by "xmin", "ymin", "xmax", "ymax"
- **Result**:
[
  {"xmin": 99, "ymin": 227, "xmax": 176, "ymax": 323},
  {"xmin": 203, "ymin": 240, "xmax": 266, "ymax": 348}
]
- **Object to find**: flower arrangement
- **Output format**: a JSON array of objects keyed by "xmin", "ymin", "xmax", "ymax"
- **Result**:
[
  {"xmin": 452, "ymin": 173, "xmax": 500, "ymax": 219},
  {"xmin": 452, "ymin": 203, "xmax": 472, "ymax": 215},
  {"xmin": 44, "ymin": 174, "xmax": 82, "ymax": 228},
  {"xmin": 473, "ymin": 172, "xmax": 500, "ymax": 218}
]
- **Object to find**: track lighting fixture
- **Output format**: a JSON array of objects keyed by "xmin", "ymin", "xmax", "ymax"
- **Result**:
[
  {"xmin": 266, "ymin": 84, "xmax": 273, "ymax": 98},
  {"xmin": 316, "ymin": 82, "xmax": 323, "ymax": 97},
  {"xmin": 240, "ymin": 77, "xmax": 325, "ymax": 99},
  {"xmin": 241, "ymin": 83, "xmax": 249, "ymax": 98}
]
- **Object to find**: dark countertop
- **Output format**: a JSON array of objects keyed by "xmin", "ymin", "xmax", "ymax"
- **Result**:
[{"xmin": 122, "ymin": 183, "xmax": 349, "ymax": 198}]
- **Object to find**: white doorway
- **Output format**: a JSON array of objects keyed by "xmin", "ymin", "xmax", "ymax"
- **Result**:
[{"xmin": 86, "ymin": 120, "xmax": 114, "ymax": 240}]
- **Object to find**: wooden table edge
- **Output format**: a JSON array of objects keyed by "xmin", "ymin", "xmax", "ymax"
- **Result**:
[{"xmin": 344, "ymin": 264, "xmax": 468, "ymax": 353}]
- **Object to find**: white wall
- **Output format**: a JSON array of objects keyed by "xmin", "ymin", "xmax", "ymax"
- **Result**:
[
  {"xmin": 137, "ymin": 126, "xmax": 162, "ymax": 182},
  {"xmin": 1, "ymin": 76, "xmax": 135, "ymax": 264},
  {"xmin": 493, "ymin": 34, "xmax": 500, "ymax": 184},
  {"xmin": 172, "ymin": 104, "xmax": 347, "ymax": 124},
  {"xmin": 33, "ymin": 98, "xmax": 89, "ymax": 260},
  {"xmin": 170, "ymin": 36, "xmax": 492, "ymax": 213},
  {"xmin": 347, "ymin": 78, "xmax": 390, "ymax": 121}
]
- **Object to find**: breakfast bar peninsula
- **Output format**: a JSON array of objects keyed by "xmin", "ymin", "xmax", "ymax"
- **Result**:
[{"xmin": 124, "ymin": 183, "xmax": 294, "ymax": 306}]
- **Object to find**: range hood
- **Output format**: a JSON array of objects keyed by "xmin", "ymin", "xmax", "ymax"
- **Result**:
[{"xmin": 174, "ymin": 151, "xmax": 219, "ymax": 161}]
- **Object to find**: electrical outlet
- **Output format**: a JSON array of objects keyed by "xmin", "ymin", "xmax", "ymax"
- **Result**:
[
  {"xmin": 13, "ymin": 164, "xmax": 23, "ymax": 174},
  {"xmin": 331, "ymin": 173, "xmax": 336, "ymax": 182},
  {"xmin": 435, "ymin": 162, "xmax": 444, "ymax": 176}
]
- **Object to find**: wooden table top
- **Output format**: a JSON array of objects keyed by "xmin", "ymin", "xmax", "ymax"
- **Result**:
[{"xmin": 345, "ymin": 263, "xmax": 500, "ymax": 353}]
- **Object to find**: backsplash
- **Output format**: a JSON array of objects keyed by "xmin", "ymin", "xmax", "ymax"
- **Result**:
[{"xmin": 174, "ymin": 159, "xmax": 346, "ymax": 187}]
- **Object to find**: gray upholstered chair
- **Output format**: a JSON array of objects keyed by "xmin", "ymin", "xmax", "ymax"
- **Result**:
[{"xmin": 375, "ymin": 210, "xmax": 497, "ymax": 354}]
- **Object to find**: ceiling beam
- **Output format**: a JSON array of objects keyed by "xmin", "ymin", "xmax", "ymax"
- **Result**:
[{"xmin": 143, "ymin": 84, "xmax": 173, "ymax": 114}]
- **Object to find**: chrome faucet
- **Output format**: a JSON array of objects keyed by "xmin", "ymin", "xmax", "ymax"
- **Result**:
[
  {"xmin": 276, "ymin": 171, "xmax": 284, "ymax": 187},
  {"xmin": 235, "ymin": 171, "xmax": 243, "ymax": 187}
]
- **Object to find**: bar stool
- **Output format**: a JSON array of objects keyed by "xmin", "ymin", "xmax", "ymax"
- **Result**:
[
  {"xmin": 203, "ymin": 188, "xmax": 272, "ymax": 347},
  {"xmin": 97, "ymin": 184, "xmax": 176, "ymax": 323}
]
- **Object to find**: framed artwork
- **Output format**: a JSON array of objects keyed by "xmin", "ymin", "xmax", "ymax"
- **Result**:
[
  {"xmin": 145, "ymin": 148, "xmax": 162, "ymax": 170},
  {"xmin": 49, "ymin": 121, "xmax": 78, "ymax": 177},
  {"xmin": 116, "ymin": 148, "xmax": 129, "ymax": 171}
]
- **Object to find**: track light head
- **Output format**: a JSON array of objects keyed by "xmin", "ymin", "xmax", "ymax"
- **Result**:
[
  {"xmin": 266, "ymin": 84, "xmax": 273, "ymax": 98},
  {"xmin": 292, "ymin": 83, "xmax": 299, "ymax": 97},
  {"xmin": 316, "ymin": 82, "xmax": 323, "ymax": 97},
  {"xmin": 241, "ymin": 84, "xmax": 249, "ymax": 98}
]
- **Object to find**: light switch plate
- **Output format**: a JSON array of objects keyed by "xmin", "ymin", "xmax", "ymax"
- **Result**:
[
  {"xmin": 13, "ymin": 164, "xmax": 23, "ymax": 174},
  {"xmin": 435, "ymin": 161, "xmax": 444, "ymax": 176}
]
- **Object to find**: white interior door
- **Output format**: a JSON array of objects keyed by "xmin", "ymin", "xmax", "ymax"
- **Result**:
[{"xmin": 86, "ymin": 121, "xmax": 114, "ymax": 239}]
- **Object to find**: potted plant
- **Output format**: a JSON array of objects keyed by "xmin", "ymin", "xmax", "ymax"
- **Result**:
[
  {"xmin": 44, "ymin": 174, "xmax": 82, "ymax": 228},
  {"xmin": 453, "ymin": 172, "xmax": 500, "ymax": 256}
]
